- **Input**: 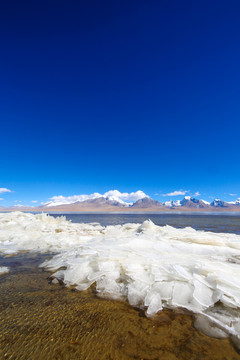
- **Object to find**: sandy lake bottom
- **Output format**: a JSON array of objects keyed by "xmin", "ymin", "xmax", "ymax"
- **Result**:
[{"xmin": 0, "ymin": 254, "xmax": 240, "ymax": 360}]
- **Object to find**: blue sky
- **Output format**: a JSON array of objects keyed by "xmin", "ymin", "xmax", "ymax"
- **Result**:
[{"xmin": 1, "ymin": 0, "xmax": 240, "ymax": 206}]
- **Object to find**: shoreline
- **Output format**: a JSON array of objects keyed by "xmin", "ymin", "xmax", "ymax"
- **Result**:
[{"xmin": 1, "ymin": 210, "xmax": 240, "ymax": 216}]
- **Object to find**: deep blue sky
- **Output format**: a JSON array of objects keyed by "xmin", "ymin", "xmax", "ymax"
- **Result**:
[{"xmin": 1, "ymin": 0, "xmax": 240, "ymax": 205}]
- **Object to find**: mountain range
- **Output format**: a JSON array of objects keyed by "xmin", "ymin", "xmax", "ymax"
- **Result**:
[{"xmin": 2, "ymin": 196, "xmax": 240, "ymax": 212}]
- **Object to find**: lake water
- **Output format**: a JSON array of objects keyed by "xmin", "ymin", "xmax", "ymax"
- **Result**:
[{"xmin": 52, "ymin": 212, "xmax": 240, "ymax": 234}]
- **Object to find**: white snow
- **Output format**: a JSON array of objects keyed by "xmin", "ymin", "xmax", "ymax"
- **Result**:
[
  {"xmin": 0, "ymin": 266, "xmax": 9, "ymax": 275},
  {"xmin": 228, "ymin": 198, "xmax": 240, "ymax": 205},
  {"xmin": 201, "ymin": 200, "xmax": 210, "ymax": 205},
  {"xmin": 1, "ymin": 211, "xmax": 240, "ymax": 341}
]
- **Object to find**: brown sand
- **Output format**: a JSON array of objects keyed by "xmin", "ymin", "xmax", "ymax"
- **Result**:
[{"xmin": 0, "ymin": 255, "xmax": 239, "ymax": 360}]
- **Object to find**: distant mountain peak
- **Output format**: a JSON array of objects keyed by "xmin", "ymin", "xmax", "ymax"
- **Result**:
[
  {"xmin": 210, "ymin": 199, "xmax": 229, "ymax": 207},
  {"xmin": 180, "ymin": 197, "xmax": 209, "ymax": 208},
  {"xmin": 131, "ymin": 197, "xmax": 163, "ymax": 208}
]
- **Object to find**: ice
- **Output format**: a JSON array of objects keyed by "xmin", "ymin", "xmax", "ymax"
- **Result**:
[
  {"xmin": 0, "ymin": 266, "xmax": 9, "ymax": 275},
  {"xmin": 145, "ymin": 292, "xmax": 162, "ymax": 316},
  {"xmin": 1, "ymin": 212, "xmax": 240, "ymax": 341},
  {"xmin": 171, "ymin": 282, "xmax": 193, "ymax": 308}
]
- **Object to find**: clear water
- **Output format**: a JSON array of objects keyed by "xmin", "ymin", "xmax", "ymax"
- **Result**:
[{"xmin": 1, "ymin": 213, "xmax": 240, "ymax": 359}]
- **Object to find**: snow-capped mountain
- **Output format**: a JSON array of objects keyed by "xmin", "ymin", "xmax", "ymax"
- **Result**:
[
  {"xmin": 163, "ymin": 196, "xmax": 209, "ymax": 208},
  {"xmin": 227, "ymin": 198, "xmax": 240, "ymax": 206},
  {"xmin": 162, "ymin": 196, "xmax": 240, "ymax": 209},
  {"xmin": 179, "ymin": 196, "xmax": 210, "ymax": 208},
  {"xmin": 163, "ymin": 196, "xmax": 240, "ymax": 209},
  {"xmin": 201, "ymin": 200, "xmax": 210, "ymax": 205},
  {"xmin": 210, "ymin": 199, "xmax": 229, "ymax": 207}
]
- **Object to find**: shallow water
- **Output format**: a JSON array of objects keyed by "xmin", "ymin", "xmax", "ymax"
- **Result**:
[
  {"xmin": 1, "ymin": 213, "xmax": 240, "ymax": 359},
  {"xmin": 0, "ymin": 254, "xmax": 239, "ymax": 360}
]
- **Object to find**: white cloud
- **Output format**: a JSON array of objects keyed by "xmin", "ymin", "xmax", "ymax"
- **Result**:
[
  {"xmin": 48, "ymin": 193, "xmax": 102, "ymax": 206},
  {"xmin": 194, "ymin": 192, "xmax": 200, "ymax": 197},
  {"xmin": 229, "ymin": 193, "xmax": 237, "ymax": 196},
  {"xmin": 0, "ymin": 188, "xmax": 12, "ymax": 194},
  {"xmin": 45, "ymin": 190, "xmax": 148, "ymax": 207},
  {"xmin": 13, "ymin": 204, "xmax": 24, "ymax": 207},
  {"xmin": 31, "ymin": 200, "xmax": 38, "ymax": 203},
  {"xmin": 162, "ymin": 190, "xmax": 188, "ymax": 197},
  {"xmin": 103, "ymin": 190, "xmax": 148, "ymax": 202},
  {"xmin": 0, "ymin": 198, "xmax": 3, "ymax": 201}
]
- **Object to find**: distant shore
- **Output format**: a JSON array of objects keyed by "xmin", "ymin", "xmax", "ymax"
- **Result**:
[{"xmin": 1, "ymin": 207, "xmax": 240, "ymax": 214}]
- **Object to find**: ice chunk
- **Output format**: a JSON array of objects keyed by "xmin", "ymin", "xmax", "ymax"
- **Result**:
[
  {"xmin": 145, "ymin": 293, "xmax": 162, "ymax": 316},
  {"xmin": 194, "ymin": 314, "xmax": 228, "ymax": 339},
  {"xmin": 0, "ymin": 212, "xmax": 240, "ymax": 340},
  {"xmin": 0, "ymin": 266, "xmax": 9, "ymax": 275},
  {"xmin": 171, "ymin": 282, "xmax": 193, "ymax": 308},
  {"xmin": 193, "ymin": 279, "xmax": 214, "ymax": 308}
]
